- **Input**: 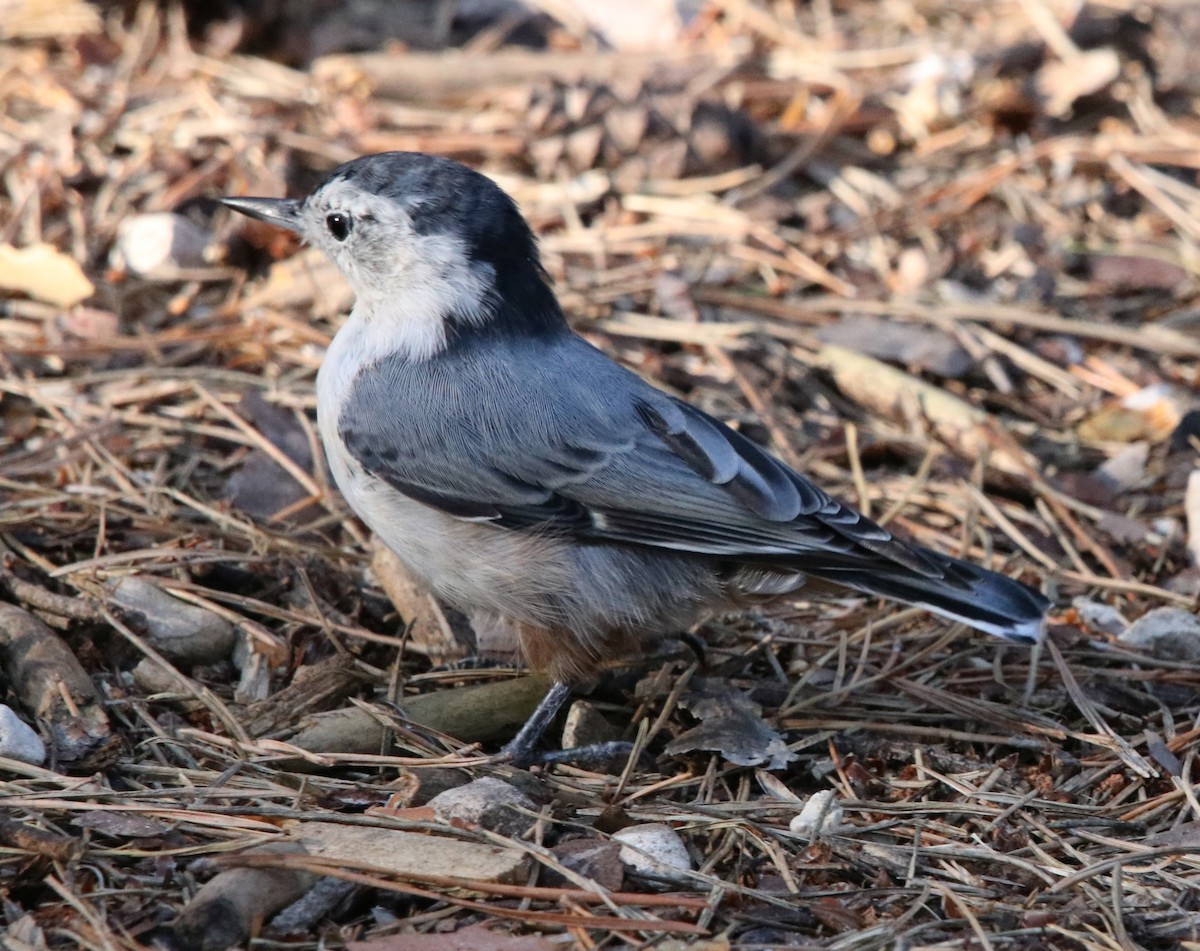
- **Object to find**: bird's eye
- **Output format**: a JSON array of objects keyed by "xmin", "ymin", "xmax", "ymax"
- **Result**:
[{"xmin": 325, "ymin": 213, "xmax": 352, "ymax": 241}]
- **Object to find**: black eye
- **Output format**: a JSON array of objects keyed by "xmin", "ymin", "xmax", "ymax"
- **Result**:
[{"xmin": 325, "ymin": 213, "xmax": 352, "ymax": 241}]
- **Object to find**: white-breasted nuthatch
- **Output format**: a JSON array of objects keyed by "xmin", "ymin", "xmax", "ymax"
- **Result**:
[{"xmin": 224, "ymin": 153, "xmax": 1049, "ymax": 764}]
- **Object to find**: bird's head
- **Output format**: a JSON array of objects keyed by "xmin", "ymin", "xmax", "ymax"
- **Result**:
[{"xmin": 223, "ymin": 152, "xmax": 561, "ymax": 355}]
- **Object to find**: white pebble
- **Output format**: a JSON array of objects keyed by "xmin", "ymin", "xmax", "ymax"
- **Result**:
[
  {"xmin": 428, "ymin": 777, "xmax": 536, "ymax": 837},
  {"xmin": 788, "ymin": 790, "xmax": 844, "ymax": 837},
  {"xmin": 113, "ymin": 213, "xmax": 213, "ymax": 277},
  {"xmin": 612, "ymin": 822, "xmax": 692, "ymax": 880},
  {"xmin": 0, "ymin": 705, "xmax": 46, "ymax": 766}
]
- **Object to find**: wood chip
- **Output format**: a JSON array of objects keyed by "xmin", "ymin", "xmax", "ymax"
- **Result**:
[
  {"xmin": 295, "ymin": 821, "xmax": 530, "ymax": 884},
  {"xmin": 814, "ymin": 344, "xmax": 1035, "ymax": 475},
  {"xmin": 0, "ymin": 243, "xmax": 94, "ymax": 308}
]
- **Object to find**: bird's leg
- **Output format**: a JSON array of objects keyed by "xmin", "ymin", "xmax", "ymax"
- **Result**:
[
  {"xmin": 498, "ymin": 680, "xmax": 638, "ymax": 769},
  {"xmin": 498, "ymin": 680, "xmax": 574, "ymax": 766}
]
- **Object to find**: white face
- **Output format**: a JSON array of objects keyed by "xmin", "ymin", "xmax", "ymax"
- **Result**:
[{"xmin": 299, "ymin": 178, "xmax": 497, "ymax": 359}]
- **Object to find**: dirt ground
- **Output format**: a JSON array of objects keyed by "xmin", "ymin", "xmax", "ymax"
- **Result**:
[{"xmin": 2, "ymin": 1, "xmax": 1200, "ymax": 948}]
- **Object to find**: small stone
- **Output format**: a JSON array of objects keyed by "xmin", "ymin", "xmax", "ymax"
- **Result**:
[
  {"xmin": 788, "ymin": 790, "xmax": 845, "ymax": 837},
  {"xmin": 1093, "ymin": 442, "xmax": 1149, "ymax": 495},
  {"xmin": 561, "ymin": 700, "xmax": 622, "ymax": 749},
  {"xmin": 1119, "ymin": 607, "xmax": 1200, "ymax": 663},
  {"xmin": 1165, "ymin": 567, "xmax": 1200, "ymax": 598},
  {"xmin": 427, "ymin": 777, "xmax": 536, "ymax": 837},
  {"xmin": 111, "ymin": 577, "xmax": 236, "ymax": 666},
  {"xmin": 0, "ymin": 705, "xmax": 46, "ymax": 766},
  {"xmin": 612, "ymin": 822, "xmax": 692, "ymax": 881},
  {"xmin": 545, "ymin": 837, "xmax": 624, "ymax": 891},
  {"xmin": 112, "ymin": 213, "xmax": 214, "ymax": 277},
  {"xmin": 1071, "ymin": 596, "xmax": 1129, "ymax": 637}
]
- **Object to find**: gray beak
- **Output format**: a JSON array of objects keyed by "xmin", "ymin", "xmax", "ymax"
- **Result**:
[{"xmin": 221, "ymin": 197, "xmax": 303, "ymax": 232}]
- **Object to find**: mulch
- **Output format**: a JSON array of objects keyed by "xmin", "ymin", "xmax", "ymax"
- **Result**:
[{"xmin": 1, "ymin": 1, "xmax": 1199, "ymax": 947}]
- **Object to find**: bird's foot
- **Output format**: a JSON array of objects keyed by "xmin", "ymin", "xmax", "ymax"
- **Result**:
[
  {"xmin": 496, "ymin": 737, "xmax": 637, "ymax": 770},
  {"xmin": 493, "ymin": 680, "xmax": 573, "ymax": 767},
  {"xmin": 491, "ymin": 681, "xmax": 643, "ymax": 770}
]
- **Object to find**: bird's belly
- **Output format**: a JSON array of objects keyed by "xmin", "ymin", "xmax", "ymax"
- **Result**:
[{"xmin": 333, "ymin": 465, "xmax": 574, "ymax": 624}]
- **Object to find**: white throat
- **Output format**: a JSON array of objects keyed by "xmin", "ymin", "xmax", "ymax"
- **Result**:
[
  {"xmin": 315, "ymin": 230, "xmax": 497, "ymax": 473},
  {"xmin": 341, "ymin": 230, "xmax": 495, "ymax": 364}
]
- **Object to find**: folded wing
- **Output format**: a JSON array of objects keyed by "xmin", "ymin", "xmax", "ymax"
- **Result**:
[{"xmin": 339, "ymin": 330, "xmax": 1047, "ymax": 640}]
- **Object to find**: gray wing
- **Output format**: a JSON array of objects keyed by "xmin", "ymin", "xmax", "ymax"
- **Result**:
[{"xmin": 338, "ymin": 331, "xmax": 943, "ymax": 577}]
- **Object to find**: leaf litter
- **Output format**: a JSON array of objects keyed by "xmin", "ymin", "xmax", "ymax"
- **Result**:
[{"xmin": 1, "ymin": 0, "xmax": 1200, "ymax": 947}]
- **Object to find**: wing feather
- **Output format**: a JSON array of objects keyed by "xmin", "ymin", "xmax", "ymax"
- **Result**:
[{"xmin": 338, "ymin": 331, "xmax": 940, "ymax": 576}]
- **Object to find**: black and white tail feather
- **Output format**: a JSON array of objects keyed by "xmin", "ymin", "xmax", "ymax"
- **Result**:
[{"xmin": 799, "ymin": 551, "xmax": 1047, "ymax": 642}]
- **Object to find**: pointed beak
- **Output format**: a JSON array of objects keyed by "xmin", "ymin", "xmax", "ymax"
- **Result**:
[{"xmin": 220, "ymin": 196, "xmax": 303, "ymax": 232}]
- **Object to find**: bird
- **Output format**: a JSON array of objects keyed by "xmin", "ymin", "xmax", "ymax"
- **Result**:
[{"xmin": 223, "ymin": 152, "xmax": 1049, "ymax": 765}]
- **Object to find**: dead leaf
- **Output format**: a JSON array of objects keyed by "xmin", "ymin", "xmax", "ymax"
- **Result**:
[
  {"xmin": 1142, "ymin": 821, "xmax": 1200, "ymax": 849},
  {"xmin": 0, "ymin": 243, "xmax": 94, "ymax": 308},
  {"xmin": 814, "ymin": 315, "xmax": 972, "ymax": 377},
  {"xmin": 810, "ymin": 896, "xmax": 862, "ymax": 932},
  {"xmin": 1037, "ymin": 48, "xmax": 1120, "ymax": 116},
  {"xmin": 664, "ymin": 678, "xmax": 796, "ymax": 769},
  {"xmin": 71, "ymin": 810, "xmax": 171, "ymax": 838},
  {"xmin": 349, "ymin": 925, "xmax": 557, "ymax": 951},
  {"xmin": 1077, "ymin": 384, "xmax": 1183, "ymax": 443},
  {"xmin": 223, "ymin": 391, "xmax": 320, "ymax": 524},
  {"xmin": 1088, "ymin": 253, "xmax": 1189, "ymax": 291},
  {"xmin": 545, "ymin": 837, "xmax": 623, "ymax": 891}
]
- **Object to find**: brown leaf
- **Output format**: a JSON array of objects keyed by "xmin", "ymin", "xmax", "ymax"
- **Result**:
[
  {"xmin": 1077, "ymin": 385, "xmax": 1182, "ymax": 443},
  {"xmin": 296, "ymin": 820, "xmax": 530, "ymax": 884},
  {"xmin": 71, "ymin": 810, "xmax": 171, "ymax": 838},
  {"xmin": 349, "ymin": 926, "xmax": 557, "ymax": 951},
  {"xmin": 1088, "ymin": 253, "xmax": 1189, "ymax": 291},
  {"xmin": 810, "ymin": 897, "xmax": 862, "ymax": 933}
]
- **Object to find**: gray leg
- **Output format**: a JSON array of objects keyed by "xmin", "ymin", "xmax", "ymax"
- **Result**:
[
  {"xmin": 498, "ymin": 680, "xmax": 637, "ymax": 769},
  {"xmin": 498, "ymin": 681, "xmax": 574, "ymax": 766}
]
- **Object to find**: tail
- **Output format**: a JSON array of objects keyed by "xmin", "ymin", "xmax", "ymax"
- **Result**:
[{"xmin": 806, "ymin": 548, "xmax": 1049, "ymax": 643}]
